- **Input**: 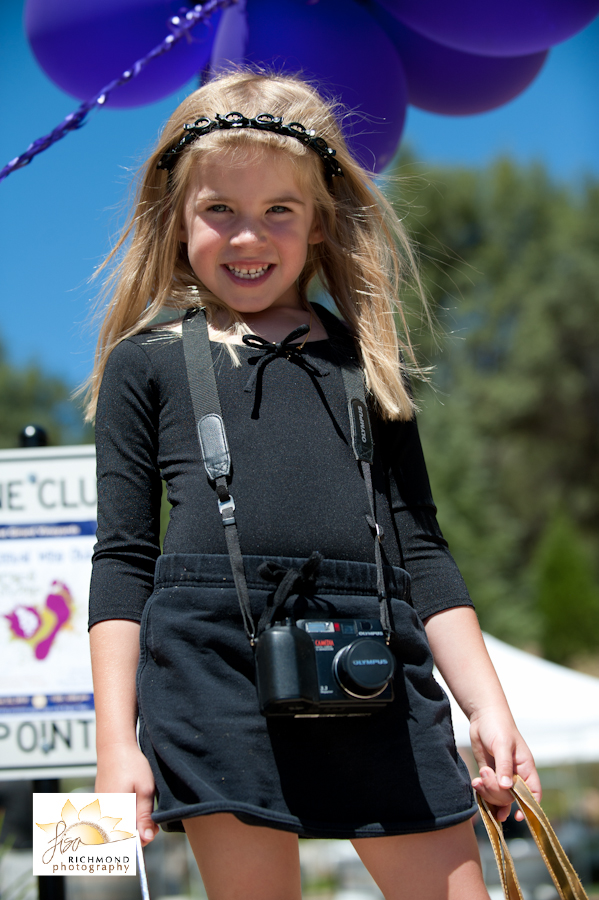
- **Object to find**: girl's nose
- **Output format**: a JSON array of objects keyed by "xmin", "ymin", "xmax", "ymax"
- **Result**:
[{"xmin": 230, "ymin": 220, "xmax": 266, "ymax": 247}]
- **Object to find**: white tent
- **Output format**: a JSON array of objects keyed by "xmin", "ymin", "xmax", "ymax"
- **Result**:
[{"xmin": 435, "ymin": 633, "xmax": 599, "ymax": 766}]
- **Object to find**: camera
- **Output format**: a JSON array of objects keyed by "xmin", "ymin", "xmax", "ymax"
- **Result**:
[{"xmin": 255, "ymin": 617, "xmax": 395, "ymax": 717}]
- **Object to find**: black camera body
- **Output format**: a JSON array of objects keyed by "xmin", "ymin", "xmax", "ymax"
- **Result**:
[{"xmin": 255, "ymin": 617, "xmax": 395, "ymax": 717}]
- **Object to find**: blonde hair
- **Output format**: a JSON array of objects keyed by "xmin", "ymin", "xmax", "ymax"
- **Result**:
[{"xmin": 84, "ymin": 69, "xmax": 428, "ymax": 421}]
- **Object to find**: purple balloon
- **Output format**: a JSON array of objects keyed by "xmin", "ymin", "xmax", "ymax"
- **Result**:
[
  {"xmin": 25, "ymin": 0, "xmax": 222, "ymax": 108},
  {"xmin": 384, "ymin": 16, "xmax": 548, "ymax": 115},
  {"xmin": 210, "ymin": 0, "xmax": 248, "ymax": 65},
  {"xmin": 374, "ymin": 0, "xmax": 599, "ymax": 57},
  {"xmin": 211, "ymin": 0, "xmax": 408, "ymax": 171}
]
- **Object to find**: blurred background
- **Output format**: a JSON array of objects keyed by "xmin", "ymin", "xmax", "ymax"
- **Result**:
[{"xmin": 1, "ymin": 0, "xmax": 599, "ymax": 897}]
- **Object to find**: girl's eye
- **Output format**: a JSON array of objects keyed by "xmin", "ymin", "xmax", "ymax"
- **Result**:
[
  {"xmin": 269, "ymin": 205, "xmax": 291, "ymax": 214},
  {"xmin": 207, "ymin": 204, "xmax": 230, "ymax": 213}
]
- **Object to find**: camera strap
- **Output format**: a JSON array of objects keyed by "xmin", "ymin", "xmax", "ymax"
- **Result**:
[
  {"xmin": 182, "ymin": 307, "xmax": 391, "ymax": 645},
  {"xmin": 182, "ymin": 307, "xmax": 257, "ymax": 644},
  {"xmin": 339, "ymin": 364, "xmax": 392, "ymax": 641}
]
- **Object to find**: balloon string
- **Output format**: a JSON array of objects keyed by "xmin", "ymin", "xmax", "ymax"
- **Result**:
[{"xmin": 0, "ymin": 0, "xmax": 237, "ymax": 185}]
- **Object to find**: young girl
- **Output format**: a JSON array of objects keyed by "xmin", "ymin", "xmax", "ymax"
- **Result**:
[{"xmin": 88, "ymin": 69, "xmax": 540, "ymax": 900}]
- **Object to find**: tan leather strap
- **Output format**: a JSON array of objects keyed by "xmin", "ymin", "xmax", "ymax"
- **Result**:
[
  {"xmin": 511, "ymin": 775, "xmax": 588, "ymax": 900},
  {"xmin": 476, "ymin": 775, "xmax": 589, "ymax": 900},
  {"xmin": 476, "ymin": 791, "xmax": 524, "ymax": 900}
]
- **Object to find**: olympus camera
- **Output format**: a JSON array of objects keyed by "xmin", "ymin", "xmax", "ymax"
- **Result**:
[{"xmin": 255, "ymin": 617, "xmax": 395, "ymax": 717}]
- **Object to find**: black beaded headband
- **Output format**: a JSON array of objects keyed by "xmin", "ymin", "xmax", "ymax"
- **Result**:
[{"xmin": 157, "ymin": 111, "xmax": 343, "ymax": 179}]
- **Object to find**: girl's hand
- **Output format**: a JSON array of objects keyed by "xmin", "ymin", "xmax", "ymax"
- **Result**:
[
  {"xmin": 423, "ymin": 607, "xmax": 542, "ymax": 824},
  {"xmin": 91, "ymin": 621, "xmax": 157, "ymax": 844},
  {"xmin": 95, "ymin": 741, "xmax": 159, "ymax": 845},
  {"xmin": 469, "ymin": 710, "xmax": 542, "ymax": 822}
]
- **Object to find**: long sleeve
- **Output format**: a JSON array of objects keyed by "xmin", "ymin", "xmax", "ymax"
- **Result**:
[
  {"xmin": 381, "ymin": 416, "xmax": 473, "ymax": 621},
  {"xmin": 89, "ymin": 340, "xmax": 163, "ymax": 627}
]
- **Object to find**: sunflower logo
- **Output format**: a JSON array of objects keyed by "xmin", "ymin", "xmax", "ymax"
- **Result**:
[{"xmin": 36, "ymin": 798, "xmax": 134, "ymax": 845}]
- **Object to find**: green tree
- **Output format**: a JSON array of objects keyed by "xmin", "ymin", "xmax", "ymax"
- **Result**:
[
  {"xmin": 386, "ymin": 154, "xmax": 599, "ymax": 648},
  {"xmin": 532, "ymin": 509, "xmax": 599, "ymax": 664},
  {"xmin": 0, "ymin": 339, "xmax": 89, "ymax": 447}
]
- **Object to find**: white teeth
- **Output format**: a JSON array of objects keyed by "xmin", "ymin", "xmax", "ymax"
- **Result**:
[{"xmin": 226, "ymin": 264, "xmax": 270, "ymax": 279}]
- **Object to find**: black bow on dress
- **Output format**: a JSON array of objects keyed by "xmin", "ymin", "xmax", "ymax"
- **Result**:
[{"xmin": 241, "ymin": 325, "xmax": 329, "ymax": 417}]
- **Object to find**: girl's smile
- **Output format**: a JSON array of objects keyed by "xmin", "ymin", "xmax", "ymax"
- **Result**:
[
  {"xmin": 178, "ymin": 150, "xmax": 323, "ymax": 315},
  {"xmin": 224, "ymin": 263, "xmax": 270, "ymax": 280}
]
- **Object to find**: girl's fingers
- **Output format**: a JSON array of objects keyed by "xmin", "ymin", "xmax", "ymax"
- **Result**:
[
  {"xmin": 472, "ymin": 766, "xmax": 515, "ymax": 822},
  {"xmin": 517, "ymin": 761, "xmax": 542, "ymax": 803},
  {"xmin": 509, "ymin": 757, "xmax": 542, "ymax": 820},
  {"xmin": 493, "ymin": 745, "xmax": 516, "ymax": 791},
  {"xmin": 136, "ymin": 792, "xmax": 158, "ymax": 845}
]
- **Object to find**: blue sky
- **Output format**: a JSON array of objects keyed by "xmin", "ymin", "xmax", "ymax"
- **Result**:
[{"xmin": 1, "ymin": 0, "xmax": 599, "ymax": 392}]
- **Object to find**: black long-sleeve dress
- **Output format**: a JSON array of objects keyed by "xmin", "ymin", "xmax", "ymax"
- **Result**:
[{"xmin": 89, "ymin": 306, "xmax": 477, "ymax": 837}]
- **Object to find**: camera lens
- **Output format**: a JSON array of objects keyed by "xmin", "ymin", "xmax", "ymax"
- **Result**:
[{"xmin": 333, "ymin": 640, "xmax": 395, "ymax": 698}]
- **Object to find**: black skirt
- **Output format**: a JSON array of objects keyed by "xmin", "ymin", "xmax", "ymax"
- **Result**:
[{"xmin": 137, "ymin": 554, "xmax": 476, "ymax": 838}]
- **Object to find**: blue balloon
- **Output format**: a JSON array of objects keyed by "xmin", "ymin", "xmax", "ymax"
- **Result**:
[
  {"xmin": 26, "ymin": 0, "xmax": 222, "ymax": 108},
  {"xmin": 374, "ymin": 0, "xmax": 599, "ymax": 57},
  {"xmin": 211, "ymin": 0, "xmax": 408, "ymax": 171}
]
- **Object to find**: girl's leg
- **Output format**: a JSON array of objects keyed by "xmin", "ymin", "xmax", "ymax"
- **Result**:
[
  {"xmin": 183, "ymin": 812, "xmax": 302, "ymax": 900},
  {"xmin": 351, "ymin": 819, "xmax": 489, "ymax": 900}
]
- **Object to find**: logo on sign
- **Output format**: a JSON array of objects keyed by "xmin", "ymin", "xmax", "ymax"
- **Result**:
[{"xmin": 4, "ymin": 581, "xmax": 73, "ymax": 660}]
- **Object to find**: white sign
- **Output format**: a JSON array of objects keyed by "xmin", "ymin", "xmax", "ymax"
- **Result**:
[
  {"xmin": 33, "ymin": 793, "xmax": 136, "ymax": 876},
  {"xmin": 0, "ymin": 446, "xmax": 97, "ymax": 778},
  {"xmin": 0, "ymin": 716, "xmax": 96, "ymax": 780}
]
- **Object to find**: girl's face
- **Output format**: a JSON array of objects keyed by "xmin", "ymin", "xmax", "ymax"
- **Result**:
[{"xmin": 179, "ymin": 149, "xmax": 323, "ymax": 315}]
